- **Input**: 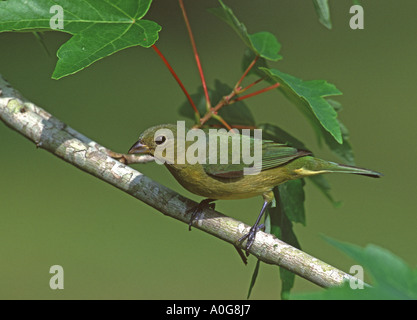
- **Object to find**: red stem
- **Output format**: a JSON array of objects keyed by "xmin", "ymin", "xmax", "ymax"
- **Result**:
[
  {"xmin": 235, "ymin": 55, "xmax": 259, "ymax": 90},
  {"xmin": 152, "ymin": 45, "xmax": 199, "ymax": 116},
  {"xmin": 212, "ymin": 114, "xmax": 233, "ymax": 131},
  {"xmin": 232, "ymin": 83, "xmax": 280, "ymax": 103},
  {"xmin": 179, "ymin": 0, "xmax": 211, "ymax": 110},
  {"xmin": 239, "ymin": 77, "xmax": 264, "ymax": 94}
]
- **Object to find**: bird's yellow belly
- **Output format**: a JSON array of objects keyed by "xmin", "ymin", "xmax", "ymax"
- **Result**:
[{"xmin": 165, "ymin": 164, "xmax": 294, "ymax": 200}]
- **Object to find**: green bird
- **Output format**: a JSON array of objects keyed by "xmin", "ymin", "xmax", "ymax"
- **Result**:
[{"xmin": 128, "ymin": 123, "xmax": 381, "ymax": 254}]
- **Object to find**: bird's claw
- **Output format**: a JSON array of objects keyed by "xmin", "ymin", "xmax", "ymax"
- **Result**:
[
  {"xmin": 238, "ymin": 223, "xmax": 265, "ymax": 256},
  {"xmin": 187, "ymin": 199, "xmax": 216, "ymax": 231}
]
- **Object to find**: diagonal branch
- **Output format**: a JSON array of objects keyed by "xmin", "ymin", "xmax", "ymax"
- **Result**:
[{"xmin": 0, "ymin": 75, "xmax": 358, "ymax": 289}]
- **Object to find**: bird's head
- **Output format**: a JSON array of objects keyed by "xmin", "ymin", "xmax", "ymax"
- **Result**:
[{"xmin": 128, "ymin": 124, "xmax": 183, "ymax": 162}]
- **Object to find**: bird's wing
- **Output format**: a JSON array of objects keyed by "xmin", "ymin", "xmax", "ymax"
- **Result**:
[
  {"xmin": 261, "ymin": 141, "xmax": 310, "ymax": 170},
  {"xmin": 202, "ymin": 133, "xmax": 311, "ymax": 178}
]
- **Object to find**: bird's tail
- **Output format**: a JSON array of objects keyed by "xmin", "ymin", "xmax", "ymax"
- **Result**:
[{"xmin": 296, "ymin": 157, "xmax": 383, "ymax": 178}]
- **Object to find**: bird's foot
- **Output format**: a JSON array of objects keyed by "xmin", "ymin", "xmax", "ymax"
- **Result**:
[
  {"xmin": 187, "ymin": 199, "xmax": 216, "ymax": 231},
  {"xmin": 106, "ymin": 149, "xmax": 155, "ymax": 164},
  {"xmin": 238, "ymin": 223, "xmax": 265, "ymax": 256}
]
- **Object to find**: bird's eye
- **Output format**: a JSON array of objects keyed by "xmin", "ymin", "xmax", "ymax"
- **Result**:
[{"xmin": 155, "ymin": 135, "xmax": 166, "ymax": 145}]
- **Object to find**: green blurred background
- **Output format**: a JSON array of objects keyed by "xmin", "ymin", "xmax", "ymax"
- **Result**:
[{"xmin": 0, "ymin": 0, "xmax": 416, "ymax": 299}]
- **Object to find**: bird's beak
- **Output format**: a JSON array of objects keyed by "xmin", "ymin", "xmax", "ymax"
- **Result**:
[{"xmin": 128, "ymin": 140, "xmax": 149, "ymax": 154}]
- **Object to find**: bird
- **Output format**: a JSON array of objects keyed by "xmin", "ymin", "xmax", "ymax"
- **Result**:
[{"xmin": 128, "ymin": 123, "xmax": 382, "ymax": 255}]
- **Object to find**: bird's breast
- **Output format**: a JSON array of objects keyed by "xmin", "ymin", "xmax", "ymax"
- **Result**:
[{"xmin": 164, "ymin": 163, "xmax": 294, "ymax": 200}]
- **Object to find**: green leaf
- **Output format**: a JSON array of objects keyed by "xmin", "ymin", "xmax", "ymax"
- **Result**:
[
  {"xmin": 209, "ymin": 0, "xmax": 282, "ymax": 61},
  {"xmin": 178, "ymin": 79, "xmax": 256, "ymax": 127},
  {"xmin": 242, "ymin": 51, "xmax": 354, "ymax": 164},
  {"xmin": 312, "ymin": 0, "xmax": 332, "ymax": 29},
  {"xmin": 322, "ymin": 118, "xmax": 355, "ymax": 165},
  {"xmin": 278, "ymin": 179, "xmax": 306, "ymax": 226},
  {"xmin": 319, "ymin": 99, "xmax": 355, "ymax": 165},
  {"xmin": 248, "ymin": 32, "xmax": 282, "ymax": 61},
  {"xmin": 292, "ymin": 237, "xmax": 417, "ymax": 300},
  {"xmin": 265, "ymin": 199, "xmax": 281, "ymax": 238},
  {"xmin": 246, "ymin": 259, "xmax": 261, "ymax": 299},
  {"xmin": 260, "ymin": 67, "xmax": 343, "ymax": 144},
  {"xmin": 279, "ymin": 266, "xmax": 295, "ymax": 300},
  {"xmin": 323, "ymin": 236, "xmax": 417, "ymax": 299},
  {"xmin": 275, "ymin": 182, "xmax": 306, "ymax": 299},
  {"xmin": 313, "ymin": 0, "xmax": 363, "ymax": 30},
  {"xmin": 0, "ymin": 0, "xmax": 161, "ymax": 79},
  {"xmin": 266, "ymin": 186, "xmax": 304, "ymax": 299},
  {"xmin": 307, "ymin": 175, "xmax": 342, "ymax": 207}
]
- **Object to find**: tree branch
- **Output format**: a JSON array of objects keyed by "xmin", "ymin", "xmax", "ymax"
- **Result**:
[{"xmin": 0, "ymin": 74, "xmax": 357, "ymax": 289}]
